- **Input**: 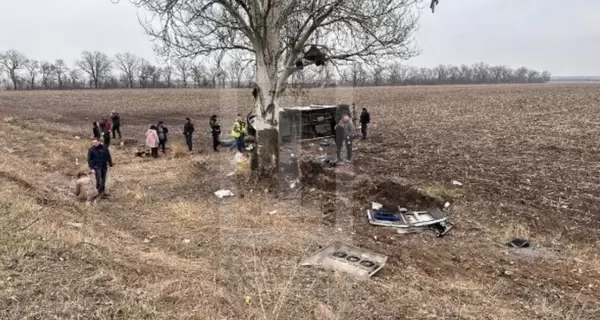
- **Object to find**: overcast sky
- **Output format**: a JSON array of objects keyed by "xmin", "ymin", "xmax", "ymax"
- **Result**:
[{"xmin": 1, "ymin": 0, "xmax": 598, "ymax": 76}]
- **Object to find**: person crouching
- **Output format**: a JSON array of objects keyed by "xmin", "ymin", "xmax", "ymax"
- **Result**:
[{"xmin": 74, "ymin": 171, "xmax": 98, "ymax": 204}]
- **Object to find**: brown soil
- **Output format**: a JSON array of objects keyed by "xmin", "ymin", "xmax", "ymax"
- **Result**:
[{"xmin": 1, "ymin": 85, "xmax": 600, "ymax": 319}]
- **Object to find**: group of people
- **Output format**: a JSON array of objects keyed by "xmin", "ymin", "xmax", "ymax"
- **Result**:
[
  {"xmin": 144, "ymin": 118, "xmax": 195, "ymax": 157},
  {"xmin": 76, "ymin": 105, "xmax": 370, "ymax": 203},
  {"xmin": 92, "ymin": 111, "xmax": 121, "ymax": 147}
]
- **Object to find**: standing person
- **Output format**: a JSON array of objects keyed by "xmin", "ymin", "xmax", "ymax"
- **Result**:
[
  {"xmin": 103, "ymin": 118, "xmax": 112, "ymax": 136},
  {"xmin": 209, "ymin": 115, "xmax": 221, "ymax": 152},
  {"xmin": 87, "ymin": 138, "xmax": 113, "ymax": 198},
  {"xmin": 146, "ymin": 125, "xmax": 160, "ymax": 158},
  {"xmin": 111, "ymin": 111, "xmax": 121, "ymax": 139},
  {"xmin": 183, "ymin": 117, "xmax": 195, "ymax": 152},
  {"xmin": 335, "ymin": 113, "xmax": 355, "ymax": 163},
  {"xmin": 157, "ymin": 121, "xmax": 169, "ymax": 153},
  {"xmin": 359, "ymin": 107, "xmax": 371, "ymax": 139},
  {"xmin": 99, "ymin": 122, "xmax": 111, "ymax": 147},
  {"xmin": 230, "ymin": 114, "xmax": 246, "ymax": 153},
  {"xmin": 92, "ymin": 122, "xmax": 101, "ymax": 139}
]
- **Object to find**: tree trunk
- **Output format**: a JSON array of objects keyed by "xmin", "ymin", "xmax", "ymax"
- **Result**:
[
  {"xmin": 11, "ymin": 74, "xmax": 17, "ymax": 91},
  {"xmin": 254, "ymin": 54, "xmax": 283, "ymax": 180}
]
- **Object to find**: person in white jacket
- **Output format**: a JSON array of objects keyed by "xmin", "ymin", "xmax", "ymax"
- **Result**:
[{"xmin": 145, "ymin": 125, "xmax": 160, "ymax": 158}]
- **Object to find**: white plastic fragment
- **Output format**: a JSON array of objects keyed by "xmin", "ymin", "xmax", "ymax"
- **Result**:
[{"xmin": 214, "ymin": 189, "xmax": 234, "ymax": 198}]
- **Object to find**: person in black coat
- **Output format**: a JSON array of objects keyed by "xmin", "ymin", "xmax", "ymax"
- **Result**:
[
  {"xmin": 92, "ymin": 122, "xmax": 101, "ymax": 139},
  {"xmin": 359, "ymin": 108, "xmax": 371, "ymax": 139},
  {"xmin": 183, "ymin": 117, "xmax": 195, "ymax": 151},
  {"xmin": 209, "ymin": 115, "xmax": 221, "ymax": 152},
  {"xmin": 111, "ymin": 111, "xmax": 121, "ymax": 139},
  {"xmin": 87, "ymin": 138, "xmax": 113, "ymax": 198}
]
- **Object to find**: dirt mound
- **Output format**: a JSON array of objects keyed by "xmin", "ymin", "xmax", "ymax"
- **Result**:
[
  {"xmin": 368, "ymin": 180, "xmax": 442, "ymax": 211},
  {"xmin": 300, "ymin": 158, "xmax": 441, "ymax": 210}
]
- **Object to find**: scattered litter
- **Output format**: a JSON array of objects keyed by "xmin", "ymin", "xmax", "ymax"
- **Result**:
[
  {"xmin": 507, "ymin": 238, "xmax": 530, "ymax": 248},
  {"xmin": 300, "ymin": 242, "xmax": 387, "ymax": 278},
  {"xmin": 451, "ymin": 180, "xmax": 463, "ymax": 186},
  {"xmin": 268, "ymin": 210, "xmax": 277, "ymax": 215},
  {"xmin": 182, "ymin": 239, "xmax": 191, "ymax": 244},
  {"xmin": 214, "ymin": 189, "xmax": 234, "ymax": 198},
  {"xmin": 225, "ymin": 171, "xmax": 235, "ymax": 177},
  {"xmin": 66, "ymin": 222, "xmax": 83, "ymax": 229},
  {"xmin": 74, "ymin": 135, "xmax": 80, "ymax": 140},
  {"xmin": 444, "ymin": 201, "xmax": 451, "ymax": 208},
  {"xmin": 143, "ymin": 239, "xmax": 151, "ymax": 243},
  {"xmin": 320, "ymin": 141, "xmax": 330, "ymax": 147},
  {"xmin": 367, "ymin": 205, "xmax": 454, "ymax": 237}
]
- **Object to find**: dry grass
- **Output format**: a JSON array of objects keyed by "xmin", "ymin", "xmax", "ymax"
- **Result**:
[{"xmin": 1, "ymin": 84, "xmax": 600, "ymax": 319}]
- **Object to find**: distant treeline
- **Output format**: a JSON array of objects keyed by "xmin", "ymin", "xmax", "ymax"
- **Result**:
[{"xmin": 0, "ymin": 49, "xmax": 551, "ymax": 91}]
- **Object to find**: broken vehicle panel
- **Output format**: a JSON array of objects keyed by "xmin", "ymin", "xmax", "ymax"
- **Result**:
[{"xmin": 300, "ymin": 242, "xmax": 387, "ymax": 278}]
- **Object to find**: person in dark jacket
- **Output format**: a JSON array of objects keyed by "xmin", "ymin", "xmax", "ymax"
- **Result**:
[
  {"xmin": 111, "ymin": 111, "xmax": 121, "ymax": 139},
  {"xmin": 99, "ymin": 122, "xmax": 110, "ymax": 147},
  {"xmin": 157, "ymin": 121, "xmax": 169, "ymax": 153},
  {"xmin": 183, "ymin": 117, "xmax": 195, "ymax": 151},
  {"xmin": 87, "ymin": 138, "xmax": 113, "ymax": 198},
  {"xmin": 92, "ymin": 122, "xmax": 101, "ymax": 139},
  {"xmin": 359, "ymin": 108, "xmax": 370, "ymax": 139},
  {"xmin": 209, "ymin": 115, "xmax": 221, "ymax": 152}
]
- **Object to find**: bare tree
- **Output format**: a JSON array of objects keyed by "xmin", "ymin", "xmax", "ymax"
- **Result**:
[
  {"xmin": 151, "ymin": 66, "xmax": 162, "ymax": 87},
  {"xmin": 77, "ymin": 51, "xmax": 112, "ymax": 88},
  {"xmin": 226, "ymin": 60, "xmax": 247, "ymax": 88},
  {"xmin": 191, "ymin": 62, "xmax": 206, "ymax": 88},
  {"xmin": 68, "ymin": 67, "xmax": 82, "ymax": 88},
  {"xmin": 0, "ymin": 50, "xmax": 27, "ymax": 90},
  {"xmin": 40, "ymin": 62, "xmax": 57, "ymax": 89},
  {"xmin": 115, "ymin": 52, "xmax": 140, "ymax": 88},
  {"xmin": 24, "ymin": 59, "xmax": 39, "ymax": 89},
  {"xmin": 54, "ymin": 59, "xmax": 68, "ymax": 89},
  {"xmin": 128, "ymin": 0, "xmax": 427, "ymax": 175},
  {"xmin": 174, "ymin": 59, "xmax": 190, "ymax": 88},
  {"xmin": 138, "ymin": 58, "xmax": 156, "ymax": 88},
  {"xmin": 163, "ymin": 65, "xmax": 173, "ymax": 88}
]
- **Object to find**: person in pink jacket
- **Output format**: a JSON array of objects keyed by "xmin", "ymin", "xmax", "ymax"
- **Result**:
[{"xmin": 145, "ymin": 125, "xmax": 159, "ymax": 158}]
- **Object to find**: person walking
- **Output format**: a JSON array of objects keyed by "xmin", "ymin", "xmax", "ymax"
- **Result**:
[
  {"xmin": 92, "ymin": 122, "xmax": 101, "ymax": 139},
  {"xmin": 103, "ymin": 117, "xmax": 112, "ymax": 135},
  {"xmin": 99, "ymin": 122, "xmax": 111, "ymax": 147},
  {"xmin": 111, "ymin": 111, "xmax": 121, "ymax": 139},
  {"xmin": 87, "ymin": 138, "xmax": 113, "ymax": 198},
  {"xmin": 335, "ymin": 113, "xmax": 355, "ymax": 163},
  {"xmin": 209, "ymin": 115, "xmax": 221, "ymax": 152},
  {"xmin": 230, "ymin": 114, "xmax": 246, "ymax": 153},
  {"xmin": 157, "ymin": 121, "xmax": 169, "ymax": 153},
  {"xmin": 183, "ymin": 117, "xmax": 195, "ymax": 151},
  {"xmin": 146, "ymin": 125, "xmax": 160, "ymax": 158},
  {"xmin": 359, "ymin": 107, "xmax": 371, "ymax": 139}
]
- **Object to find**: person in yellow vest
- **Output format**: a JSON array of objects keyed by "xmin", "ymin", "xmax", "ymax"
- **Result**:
[{"xmin": 231, "ymin": 114, "xmax": 247, "ymax": 153}]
